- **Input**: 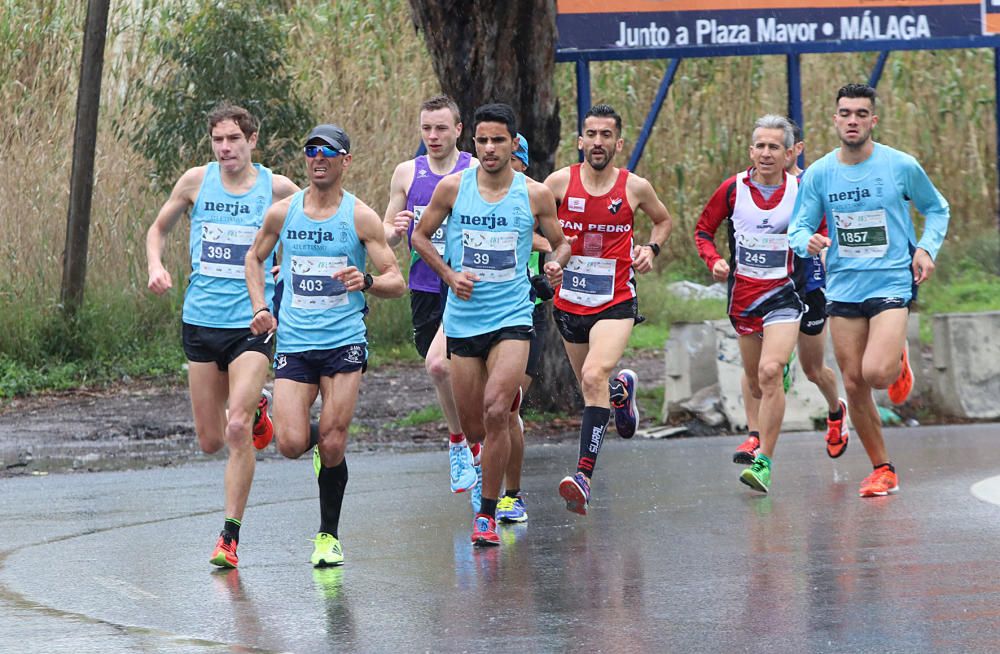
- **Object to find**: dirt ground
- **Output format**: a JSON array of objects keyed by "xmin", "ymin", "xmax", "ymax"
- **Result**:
[{"xmin": 0, "ymin": 350, "xmax": 667, "ymax": 477}]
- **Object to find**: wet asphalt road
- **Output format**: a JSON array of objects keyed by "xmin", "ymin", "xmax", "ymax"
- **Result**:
[{"xmin": 2, "ymin": 424, "xmax": 1000, "ymax": 653}]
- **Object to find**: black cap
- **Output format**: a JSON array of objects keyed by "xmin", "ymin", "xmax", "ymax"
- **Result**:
[{"xmin": 304, "ymin": 124, "xmax": 350, "ymax": 153}]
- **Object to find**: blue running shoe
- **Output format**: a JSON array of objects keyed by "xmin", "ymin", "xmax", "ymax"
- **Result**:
[
  {"xmin": 611, "ymin": 369, "xmax": 640, "ymax": 439},
  {"xmin": 470, "ymin": 463, "xmax": 482, "ymax": 513},
  {"xmin": 559, "ymin": 472, "xmax": 591, "ymax": 516},
  {"xmin": 496, "ymin": 493, "xmax": 528, "ymax": 523},
  {"xmin": 449, "ymin": 443, "xmax": 477, "ymax": 493}
]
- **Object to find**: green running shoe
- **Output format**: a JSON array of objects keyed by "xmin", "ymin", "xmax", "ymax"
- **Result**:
[
  {"xmin": 782, "ymin": 351, "xmax": 796, "ymax": 394},
  {"xmin": 313, "ymin": 445, "xmax": 321, "ymax": 478},
  {"xmin": 740, "ymin": 458, "xmax": 771, "ymax": 493},
  {"xmin": 310, "ymin": 532, "xmax": 344, "ymax": 567}
]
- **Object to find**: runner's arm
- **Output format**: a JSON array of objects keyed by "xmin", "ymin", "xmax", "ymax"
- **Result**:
[
  {"xmin": 145, "ymin": 167, "xmax": 204, "ymax": 296},
  {"xmin": 244, "ymin": 200, "xmax": 287, "ymax": 335},
  {"xmin": 352, "ymin": 202, "xmax": 406, "ymax": 299},
  {"xmin": 788, "ymin": 167, "xmax": 829, "ymax": 257},
  {"xmin": 271, "ymin": 174, "xmax": 301, "ymax": 202},
  {"xmin": 530, "ymin": 181, "xmax": 571, "ymax": 284},
  {"xmin": 412, "ymin": 174, "xmax": 461, "ymax": 283},
  {"xmin": 905, "ymin": 159, "xmax": 950, "ymax": 261},
  {"xmin": 382, "ymin": 160, "xmax": 415, "ymax": 248},
  {"xmin": 694, "ymin": 179, "xmax": 734, "ymax": 277},
  {"xmin": 631, "ymin": 176, "xmax": 673, "ymax": 273}
]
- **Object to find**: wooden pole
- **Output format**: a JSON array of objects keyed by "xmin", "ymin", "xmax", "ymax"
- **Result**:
[{"xmin": 61, "ymin": 0, "xmax": 111, "ymax": 318}]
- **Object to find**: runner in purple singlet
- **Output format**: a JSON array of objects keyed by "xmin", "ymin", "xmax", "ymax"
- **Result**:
[{"xmin": 383, "ymin": 95, "xmax": 483, "ymax": 507}]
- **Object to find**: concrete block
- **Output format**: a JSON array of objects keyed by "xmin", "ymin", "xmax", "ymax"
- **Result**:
[
  {"xmin": 931, "ymin": 311, "xmax": 1000, "ymax": 419},
  {"xmin": 662, "ymin": 322, "xmax": 718, "ymax": 420}
]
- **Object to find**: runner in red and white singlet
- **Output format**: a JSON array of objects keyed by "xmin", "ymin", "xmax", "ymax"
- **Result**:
[
  {"xmin": 544, "ymin": 104, "xmax": 673, "ymax": 516},
  {"xmin": 693, "ymin": 114, "xmax": 807, "ymax": 494}
]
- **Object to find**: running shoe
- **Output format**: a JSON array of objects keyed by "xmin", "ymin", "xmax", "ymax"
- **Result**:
[
  {"xmin": 310, "ymin": 532, "xmax": 345, "ymax": 567},
  {"xmin": 887, "ymin": 346, "xmax": 913, "ymax": 405},
  {"xmin": 252, "ymin": 388, "xmax": 274, "ymax": 450},
  {"xmin": 825, "ymin": 398, "xmax": 850, "ymax": 458},
  {"xmin": 313, "ymin": 445, "xmax": 321, "ymax": 477},
  {"xmin": 733, "ymin": 434, "xmax": 760, "ymax": 465},
  {"xmin": 209, "ymin": 532, "xmax": 239, "ymax": 568},
  {"xmin": 471, "ymin": 514, "xmax": 500, "ymax": 547},
  {"xmin": 739, "ymin": 457, "xmax": 771, "ymax": 493},
  {"xmin": 558, "ymin": 472, "xmax": 591, "ymax": 515},
  {"xmin": 449, "ymin": 443, "xmax": 477, "ymax": 493},
  {"xmin": 496, "ymin": 493, "xmax": 528, "ymax": 523},
  {"xmin": 782, "ymin": 352, "xmax": 796, "ymax": 394},
  {"xmin": 470, "ymin": 463, "xmax": 482, "ymax": 513},
  {"xmin": 859, "ymin": 466, "xmax": 899, "ymax": 497},
  {"xmin": 611, "ymin": 369, "xmax": 640, "ymax": 438}
]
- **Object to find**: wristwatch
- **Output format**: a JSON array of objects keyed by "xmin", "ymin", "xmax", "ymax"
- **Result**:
[
  {"xmin": 361, "ymin": 272, "xmax": 374, "ymax": 292},
  {"xmin": 645, "ymin": 242, "xmax": 661, "ymax": 257}
]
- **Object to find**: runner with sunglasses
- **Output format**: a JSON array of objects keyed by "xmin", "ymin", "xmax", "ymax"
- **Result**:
[
  {"xmin": 245, "ymin": 124, "xmax": 406, "ymax": 565},
  {"xmin": 145, "ymin": 102, "xmax": 299, "ymax": 568}
]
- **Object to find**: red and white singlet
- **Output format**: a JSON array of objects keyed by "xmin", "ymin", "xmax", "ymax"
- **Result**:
[{"xmin": 554, "ymin": 164, "xmax": 636, "ymax": 316}]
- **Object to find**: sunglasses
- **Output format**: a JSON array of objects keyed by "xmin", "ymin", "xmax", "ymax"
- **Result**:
[{"xmin": 304, "ymin": 145, "xmax": 344, "ymax": 158}]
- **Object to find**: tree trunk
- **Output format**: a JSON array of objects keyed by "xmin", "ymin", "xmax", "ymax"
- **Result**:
[{"xmin": 409, "ymin": 0, "xmax": 581, "ymax": 413}]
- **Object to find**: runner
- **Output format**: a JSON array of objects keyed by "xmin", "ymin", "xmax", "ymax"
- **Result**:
[
  {"xmin": 245, "ymin": 124, "xmax": 405, "ymax": 565},
  {"xmin": 545, "ymin": 103, "xmax": 673, "ymax": 514},
  {"xmin": 412, "ymin": 103, "xmax": 570, "ymax": 546},
  {"xmin": 735, "ymin": 120, "xmax": 849, "ymax": 465},
  {"xmin": 789, "ymin": 83, "xmax": 950, "ymax": 497},
  {"xmin": 496, "ymin": 133, "xmax": 550, "ymax": 524},
  {"xmin": 145, "ymin": 102, "xmax": 299, "ymax": 568},
  {"xmin": 383, "ymin": 95, "xmax": 481, "ymax": 506},
  {"xmin": 695, "ymin": 114, "xmax": 804, "ymax": 493}
]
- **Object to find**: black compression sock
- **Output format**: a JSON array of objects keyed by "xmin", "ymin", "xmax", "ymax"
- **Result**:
[
  {"xmin": 318, "ymin": 457, "xmax": 348, "ymax": 538},
  {"xmin": 479, "ymin": 498, "xmax": 498, "ymax": 519},
  {"xmin": 829, "ymin": 407, "xmax": 844, "ymax": 421},
  {"xmin": 504, "ymin": 488, "xmax": 520, "ymax": 498},
  {"xmin": 222, "ymin": 517, "xmax": 241, "ymax": 541},
  {"xmin": 576, "ymin": 406, "xmax": 611, "ymax": 477}
]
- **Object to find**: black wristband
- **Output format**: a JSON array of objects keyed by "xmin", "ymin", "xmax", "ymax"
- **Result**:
[
  {"xmin": 361, "ymin": 272, "xmax": 374, "ymax": 292},
  {"xmin": 253, "ymin": 307, "xmax": 271, "ymax": 318},
  {"xmin": 645, "ymin": 242, "xmax": 661, "ymax": 257}
]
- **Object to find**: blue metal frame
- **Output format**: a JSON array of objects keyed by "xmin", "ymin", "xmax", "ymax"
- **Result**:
[{"xmin": 566, "ymin": 37, "xmax": 1000, "ymax": 179}]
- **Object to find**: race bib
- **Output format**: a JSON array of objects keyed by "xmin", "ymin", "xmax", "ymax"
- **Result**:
[
  {"xmin": 199, "ymin": 223, "xmax": 256, "ymax": 279},
  {"xmin": 413, "ymin": 205, "xmax": 447, "ymax": 256},
  {"xmin": 835, "ymin": 209, "xmax": 889, "ymax": 258},
  {"xmin": 290, "ymin": 255, "xmax": 348, "ymax": 309},
  {"xmin": 461, "ymin": 229, "xmax": 517, "ymax": 282},
  {"xmin": 735, "ymin": 232, "xmax": 789, "ymax": 280},
  {"xmin": 559, "ymin": 255, "xmax": 615, "ymax": 307}
]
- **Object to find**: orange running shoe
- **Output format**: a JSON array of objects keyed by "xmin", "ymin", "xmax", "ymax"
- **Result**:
[
  {"xmin": 210, "ymin": 533, "xmax": 239, "ymax": 568},
  {"xmin": 252, "ymin": 389, "xmax": 274, "ymax": 450},
  {"xmin": 887, "ymin": 347, "xmax": 913, "ymax": 405},
  {"xmin": 859, "ymin": 465, "xmax": 899, "ymax": 497},
  {"xmin": 733, "ymin": 434, "xmax": 760, "ymax": 465},
  {"xmin": 825, "ymin": 398, "xmax": 850, "ymax": 458}
]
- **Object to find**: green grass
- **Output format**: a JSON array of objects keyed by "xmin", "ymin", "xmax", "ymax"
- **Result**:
[
  {"xmin": 637, "ymin": 384, "xmax": 664, "ymax": 426},
  {"xmin": 392, "ymin": 404, "xmax": 443, "ymax": 428}
]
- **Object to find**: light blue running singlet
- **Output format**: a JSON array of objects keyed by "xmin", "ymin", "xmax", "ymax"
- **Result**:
[
  {"xmin": 184, "ymin": 162, "xmax": 274, "ymax": 328},
  {"xmin": 276, "ymin": 190, "xmax": 367, "ymax": 352},
  {"xmin": 442, "ymin": 168, "xmax": 534, "ymax": 338}
]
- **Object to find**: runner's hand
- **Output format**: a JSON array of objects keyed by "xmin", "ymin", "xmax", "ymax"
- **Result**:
[
  {"xmin": 333, "ymin": 266, "xmax": 366, "ymax": 292},
  {"xmin": 712, "ymin": 259, "xmax": 730, "ymax": 282},
  {"xmin": 912, "ymin": 248, "xmax": 935, "ymax": 285},
  {"xmin": 449, "ymin": 271, "xmax": 479, "ymax": 300},
  {"xmin": 631, "ymin": 244, "xmax": 655, "ymax": 273},
  {"xmin": 392, "ymin": 210, "xmax": 414, "ymax": 238},
  {"xmin": 147, "ymin": 265, "xmax": 172, "ymax": 295},
  {"xmin": 250, "ymin": 308, "xmax": 276, "ymax": 336},
  {"xmin": 543, "ymin": 260, "xmax": 563, "ymax": 287},
  {"xmin": 807, "ymin": 234, "xmax": 831, "ymax": 255}
]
